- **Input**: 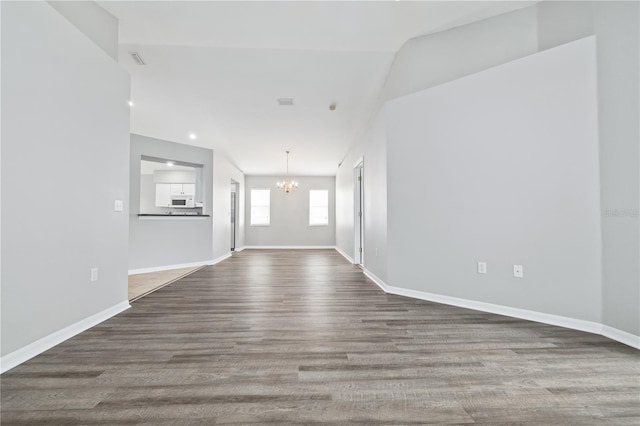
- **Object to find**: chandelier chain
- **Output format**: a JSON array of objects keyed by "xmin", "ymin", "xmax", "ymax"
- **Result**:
[{"xmin": 277, "ymin": 150, "xmax": 298, "ymax": 193}]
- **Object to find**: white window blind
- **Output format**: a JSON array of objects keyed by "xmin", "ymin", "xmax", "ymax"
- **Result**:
[
  {"xmin": 250, "ymin": 189, "xmax": 270, "ymax": 225},
  {"xmin": 309, "ymin": 190, "xmax": 329, "ymax": 226}
]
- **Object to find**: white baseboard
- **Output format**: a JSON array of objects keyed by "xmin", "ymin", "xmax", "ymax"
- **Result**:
[
  {"xmin": 208, "ymin": 253, "xmax": 232, "ymax": 265},
  {"xmin": 388, "ymin": 284, "xmax": 602, "ymax": 335},
  {"xmin": 335, "ymin": 246, "xmax": 355, "ymax": 264},
  {"xmin": 2, "ymin": 254, "xmax": 236, "ymax": 373},
  {"xmin": 362, "ymin": 269, "xmax": 639, "ymax": 350},
  {"xmin": 129, "ymin": 260, "xmax": 215, "ymax": 275},
  {"xmin": 363, "ymin": 268, "xmax": 387, "ymax": 292},
  {"xmin": 242, "ymin": 245, "xmax": 336, "ymax": 250},
  {"xmin": 0, "ymin": 301, "xmax": 130, "ymax": 374},
  {"xmin": 234, "ymin": 246, "xmax": 246, "ymax": 252},
  {"xmin": 129, "ymin": 253, "xmax": 233, "ymax": 276},
  {"xmin": 602, "ymin": 325, "xmax": 640, "ymax": 349}
]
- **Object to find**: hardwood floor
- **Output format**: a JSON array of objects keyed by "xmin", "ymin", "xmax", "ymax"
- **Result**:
[
  {"xmin": 2, "ymin": 249, "xmax": 638, "ymax": 424},
  {"xmin": 128, "ymin": 266, "xmax": 202, "ymax": 301}
]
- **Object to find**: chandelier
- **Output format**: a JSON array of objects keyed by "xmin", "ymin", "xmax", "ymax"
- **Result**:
[{"xmin": 276, "ymin": 150, "xmax": 299, "ymax": 193}]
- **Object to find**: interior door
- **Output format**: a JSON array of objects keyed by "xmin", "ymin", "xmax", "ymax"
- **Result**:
[
  {"xmin": 230, "ymin": 190, "xmax": 236, "ymax": 251},
  {"xmin": 355, "ymin": 162, "xmax": 364, "ymax": 265}
]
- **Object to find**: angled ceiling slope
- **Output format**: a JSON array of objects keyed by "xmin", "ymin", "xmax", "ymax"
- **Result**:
[{"xmin": 99, "ymin": 1, "xmax": 537, "ymax": 175}]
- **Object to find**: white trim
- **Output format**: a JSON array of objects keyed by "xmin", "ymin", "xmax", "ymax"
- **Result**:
[
  {"xmin": 0, "ymin": 301, "xmax": 130, "ymax": 374},
  {"xmin": 129, "ymin": 260, "xmax": 214, "ymax": 275},
  {"xmin": 363, "ymin": 268, "xmax": 387, "ymax": 292},
  {"xmin": 208, "ymin": 253, "xmax": 232, "ymax": 266},
  {"xmin": 138, "ymin": 216, "xmax": 209, "ymax": 221},
  {"xmin": 353, "ymin": 156, "xmax": 364, "ymax": 168},
  {"xmin": 353, "ymin": 160, "xmax": 364, "ymax": 266},
  {"xmin": 128, "ymin": 254, "xmax": 233, "ymax": 276},
  {"xmin": 361, "ymin": 269, "xmax": 639, "ymax": 350},
  {"xmin": 388, "ymin": 284, "xmax": 601, "ymax": 335},
  {"xmin": 234, "ymin": 246, "xmax": 246, "ymax": 252},
  {"xmin": 243, "ymin": 246, "xmax": 336, "ymax": 250},
  {"xmin": 602, "ymin": 325, "xmax": 640, "ymax": 349},
  {"xmin": 335, "ymin": 246, "xmax": 354, "ymax": 264}
]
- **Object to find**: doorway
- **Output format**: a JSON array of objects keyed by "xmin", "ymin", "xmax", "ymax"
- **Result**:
[
  {"xmin": 230, "ymin": 181, "xmax": 239, "ymax": 251},
  {"xmin": 354, "ymin": 161, "xmax": 364, "ymax": 265}
]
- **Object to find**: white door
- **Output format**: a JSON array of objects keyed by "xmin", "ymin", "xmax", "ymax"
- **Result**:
[{"xmin": 354, "ymin": 162, "xmax": 364, "ymax": 265}]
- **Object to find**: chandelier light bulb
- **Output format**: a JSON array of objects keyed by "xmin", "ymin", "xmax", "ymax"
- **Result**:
[{"xmin": 276, "ymin": 150, "xmax": 298, "ymax": 193}]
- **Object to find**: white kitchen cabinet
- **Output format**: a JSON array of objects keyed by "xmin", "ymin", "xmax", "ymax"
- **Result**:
[
  {"xmin": 170, "ymin": 184, "xmax": 183, "ymax": 195},
  {"xmin": 171, "ymin": 183, "xmax": 195, "ymax": 196},
  {"xmin": 155, "ymin": 184, "xmax": 171, "ymax": 207},
  {"xmin": 183, "ymin": 184, "xmax": 195, "ymax": 195}
]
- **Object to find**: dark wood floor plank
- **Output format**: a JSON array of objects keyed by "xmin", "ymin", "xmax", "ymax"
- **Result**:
[{"xmin": 1, "ymin": 249, "xmax": 638, "ymax": 424}]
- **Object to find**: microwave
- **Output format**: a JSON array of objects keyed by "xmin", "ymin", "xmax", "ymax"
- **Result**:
[{"xmin": 171, "ymin": 195, "xmax": 194, "ymax": 208}]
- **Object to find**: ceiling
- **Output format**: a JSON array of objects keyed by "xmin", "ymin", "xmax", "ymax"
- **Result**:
[
  {"xmin": 140, "ymin": 159, "xmax": 196, "ymax": 175},
  {"xmin": 99, "ymin": 1, "xmax": 535, "ymax": 176}
]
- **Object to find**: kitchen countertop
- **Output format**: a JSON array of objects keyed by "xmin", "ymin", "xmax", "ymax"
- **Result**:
[{"xmin": 138, "ymin": 214, "xmax": 210, "ymax": 217}]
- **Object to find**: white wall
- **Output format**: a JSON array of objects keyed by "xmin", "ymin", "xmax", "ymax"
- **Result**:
[
  {"xmin": 386, "ymin": 37, "xmax": 601, "ymax": 322},
  {"xmin": 129, "ymin": 134, "xmax": 213, "ymax": 271},
  {"xmin": 212, "ymin": 153, "xmax": 245, "ymax": 258},
  {"xmin": 139, "ymin": 175, "xmax": 160, "ymax": 213},
  {"xmin": 1, "ymin": 2, "xmax": 130, "ymax": 358},
  {"xmin": 335, "ymin": 112, "xmax": 388, "ymax": 278},
  {"xmin": 245, "ymin": 176, "xmax": 335, "ymax": 247},
  {"xmin": 335, "ymin": 6, "xmax": 540, "ymax": 282},
  {"xmin": 589, "ymin": 1, "xmax": 640, "ymax": 338},
  {"xmin": 335, "ymin": 155, "xmax": 358, "ymax": 261},
  {"xmin": 336, "ymin": 1, "xmax": 639, "ymax": 342},
  {"xmin": 383, "ymin": 7, "xmax": 538, "ymax": 100},
  {"xmin": 47, "ymin": 1, "xmax": 118, "ymax": 61},
  {"xmin": 130, "ymin": 136, "xmax": 244, "ymax": 270},
  {"xmin": 536, "ymin": 0, "xmax": 639, "ymax": 340}
]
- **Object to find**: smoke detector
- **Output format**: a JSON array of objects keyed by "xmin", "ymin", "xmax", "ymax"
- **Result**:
[
  {"xmin": 277, "ymin": 98, "xmax": 294, "ymax": 106},
  {"xmin": 130, "ymin": 52, "xmax": 146, "ymax": 65}
]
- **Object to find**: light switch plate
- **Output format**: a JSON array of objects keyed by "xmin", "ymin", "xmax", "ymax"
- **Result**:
[
  {"xmin": 114, "ymin": 200, "xmax": 123, "ymax": 212},
  {"xmin": 90, "ymin": 268, "xmax": 98, "ymax": 282},
  {"xmin": 477, "ymin": 262, "xmax": 487, "ymax": 274},
  {"xmin": 513, "ymin": 265, "xmax": 524, "ymax": 278}
]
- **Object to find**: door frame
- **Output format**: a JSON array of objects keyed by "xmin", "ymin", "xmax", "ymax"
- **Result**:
[
  {"xmin": 354, "ymin": 159, "xmax": 364, "ymax": 265},
  {"xmin": 230, "ymin": 180, "xmax": 239, "ymax": 251}
]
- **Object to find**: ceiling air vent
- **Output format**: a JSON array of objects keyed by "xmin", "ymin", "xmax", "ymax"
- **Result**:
[
  {"xmin": 277, "ymin": 98, "xmax": 294, "ymax": 106},
  {"xmin": 130, "ymin": 52, "xmax": 146, "ymax": 65}
]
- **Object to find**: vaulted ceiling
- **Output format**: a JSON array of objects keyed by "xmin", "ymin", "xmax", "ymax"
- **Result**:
[{"xmin": 99, "ymin": 1, "xmax": 535, "ymax": 175}]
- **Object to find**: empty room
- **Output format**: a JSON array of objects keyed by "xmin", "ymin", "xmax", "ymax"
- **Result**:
[{"xmin": 1, "ymin": 0, "xmax": 639, "ymax": 424}]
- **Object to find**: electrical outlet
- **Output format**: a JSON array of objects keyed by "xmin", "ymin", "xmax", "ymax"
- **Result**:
[
  {"xmin": 477, "ymin": 262, "xmax": 487, "ymax": 274},
  {"xmin": 513, "ymin": 265, "xmax": 524, "ymax": 278},
  {"xmin": 90, "ymin": 268, "xmax": 98, "ymax": 282},
  {"xmin": 114, "ymin": 200, "xmax": 123, "ymax": 212}
]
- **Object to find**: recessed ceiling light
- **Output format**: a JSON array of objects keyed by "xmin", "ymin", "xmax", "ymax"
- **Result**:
[
  {"xmin": 166, "ymin": 161, "xmax": 174, "ymax": 167},
  {"xmin": 277, "ymin": 98, "xmax": 294, "ymax": 106},
  {"xmin": 189, "ymin": 133, "xmax": 197, "ymax": 140},
  {"xmin": 128, "ymin": 101, "xmax": 134, "ymax": 107}
]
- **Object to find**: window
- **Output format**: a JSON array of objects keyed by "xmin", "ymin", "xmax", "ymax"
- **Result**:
[
  {"xmin": 309, "ymin": 190, "xmax": 329, "ymax": 226},
  {"xmin": 250, "ymin": 189, "xmax": 270, "ymax": 225}
]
